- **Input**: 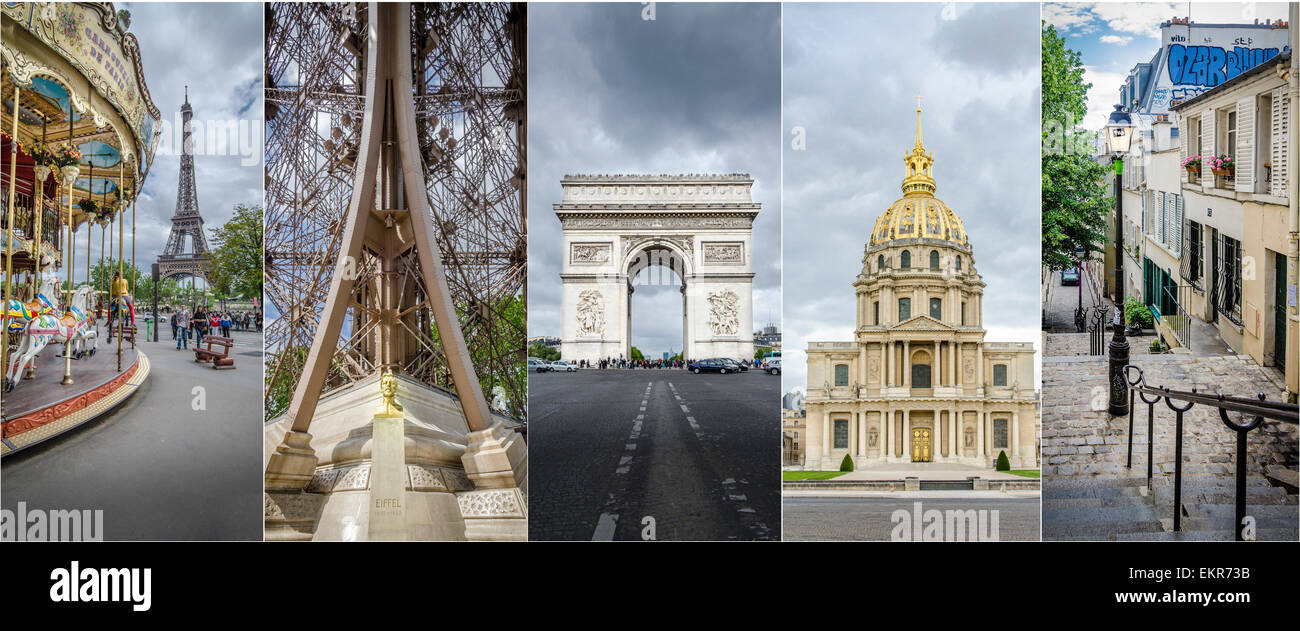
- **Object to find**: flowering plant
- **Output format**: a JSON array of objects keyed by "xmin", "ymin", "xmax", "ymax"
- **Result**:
[
  {"xmin": 48, "ymin": 143, "xmax": 82, "ymax": 168},
  {"xmin": 1206, "ymin": 154, "xmax": 1234, "ymax": 171},
  {"xmin": 1180, "ymin": 155, "xmax": 1202, "ymax": 169},
  {"xmin": 77, "ymin": 198, "xmax": 98, "ymax": 215}
]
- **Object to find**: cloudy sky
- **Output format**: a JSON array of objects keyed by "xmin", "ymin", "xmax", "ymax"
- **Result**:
[
  {"xmin": 527, "ymin": 2, "xmax": 781, "ymax": 358},
  {"xmin": 85, "ymin": 2, "xmax": 262, "ymax": 288},
  {"xmin": 782, "ymin": 2, "xmax": 1041, "ymax": 395},
  {"xmin": 1042, "ymin": 2, "xmax": 1292, "ymax": 129}
]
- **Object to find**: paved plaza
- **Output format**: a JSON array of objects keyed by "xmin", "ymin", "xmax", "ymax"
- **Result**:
[{"xmin": 1, "ymin": 326, "xmax": 264, "ymax": 540}]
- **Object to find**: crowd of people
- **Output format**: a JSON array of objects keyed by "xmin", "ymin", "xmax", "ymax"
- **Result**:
[{"xmin": 168, "ymin": 307, "xmax": 261, "ymax": 350}]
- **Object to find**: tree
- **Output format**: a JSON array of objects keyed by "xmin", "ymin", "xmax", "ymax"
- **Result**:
[
  {"xmin": 630, "ymin": 346, "xmax": 645, "ymax": 361},
  {"xmin": 209, "ymin": 203, "xmax": 264, "ymax": 300},
  {"xmin": 529, "ymin": 343, "xmax": 560, "ymax": 361},
  {"xmin": 995, "ymin": 450, "xmax": 1011, "ymax": 471},
  {"xmin": 1042, "ymin": 24, "xmax": 1111, "ymax": 271},
  {"xmin": 839, "ymin": 454, "xmax": 855, "ymax": 472}
]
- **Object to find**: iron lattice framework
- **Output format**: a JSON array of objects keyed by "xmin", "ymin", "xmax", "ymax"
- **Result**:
[
  {"xmin": 263, "ymin": 2, "xmax": 527, "ymax": 420},
  {"xmin": 158, "ymin": 90, "xmax": 212, "ymax": 282}
]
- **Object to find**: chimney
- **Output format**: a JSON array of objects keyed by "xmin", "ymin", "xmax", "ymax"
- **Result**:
[{"xmin": 1153, "ymin": 115, "xmax": 1172, "ymax": 152}]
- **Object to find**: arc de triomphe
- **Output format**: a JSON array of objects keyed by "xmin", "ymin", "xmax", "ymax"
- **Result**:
[{"xmin": 557, "ymin": 174, "xmax": 759, "ymax": 363}]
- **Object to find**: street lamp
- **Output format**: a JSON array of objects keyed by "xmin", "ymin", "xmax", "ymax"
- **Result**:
[{"xmin": 1104, "ymin": 104, "xmax": 1134, "ymax": 416}]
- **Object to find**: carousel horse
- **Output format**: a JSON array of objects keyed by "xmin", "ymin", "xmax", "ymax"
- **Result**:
[
  {"xmin": 4, "ymin": 275, "xmax": 62, "ymax": 335},
  {"xmin": 5, "ymin": 286, "xmax": 98, "ymax": 393}
]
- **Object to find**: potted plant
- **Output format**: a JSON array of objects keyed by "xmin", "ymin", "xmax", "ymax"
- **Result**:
[
  {"xmin": 77, "ymin": 198, "xmax": 98, "ymax": 219},
  {"xmin": 1181, "ymin": 155, "xmax": 1202, "ymax": 176},
  {"xmin": 1208, "ymin": 154, "xmax": 1235, "ymax": 177},
  {"xmin": 49, "ymin": 143, "xmax": 83, "ymax": 183},
  {"xmin": 1124, "ymin": 297, "xmax": 1153, "ymax": 335}
]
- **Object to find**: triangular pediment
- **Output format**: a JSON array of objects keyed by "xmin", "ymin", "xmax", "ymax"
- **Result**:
[{"xmin": 889, "ymin": 314, "xmax": 955, "ymax": 331}]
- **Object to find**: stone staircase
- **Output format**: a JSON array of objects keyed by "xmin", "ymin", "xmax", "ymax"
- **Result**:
[{"xmin": 1044, "ymin": 472, "xmax": 1298, "ymax": 541}]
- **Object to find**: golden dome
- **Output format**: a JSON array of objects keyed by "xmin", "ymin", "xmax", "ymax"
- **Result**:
[{"xmin": 868, "ymin": 99, "xmax": 969, "ymax": 248}]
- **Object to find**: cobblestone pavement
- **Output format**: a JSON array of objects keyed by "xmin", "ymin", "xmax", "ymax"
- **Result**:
[
  {"xmin": 782, "ymin": 493, "xmax": 1040, "ymax": 541},
  {"xmin": 1041, "ymin": 353, "xmax": 1296, "ymax": 483},
  {"xmin": 528, "ymin": 368, "xmax": 781, "ymax": 540},
  {"xmin": 1, "ymin": 329, "xmax": 264, "ymax": 540}
]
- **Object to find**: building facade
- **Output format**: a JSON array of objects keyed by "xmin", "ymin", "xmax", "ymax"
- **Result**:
[
  {"xmin": 802, "ymin": 106, "xmax": 1039, "ymax": 470},
  {"xmin": 1171, "ymin": 42, "xmax": 1297, "ymax": 399}
]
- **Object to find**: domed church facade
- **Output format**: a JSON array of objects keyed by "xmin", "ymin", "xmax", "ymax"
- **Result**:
[{"xmin": 802, "ymin": 103, "xmax": 1038, "ymax": 471}]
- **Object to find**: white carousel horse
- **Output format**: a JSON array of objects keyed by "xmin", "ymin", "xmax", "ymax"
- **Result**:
[{"xmin": 4, "ymin": 286, "xmax": 98, "ymax": 393}]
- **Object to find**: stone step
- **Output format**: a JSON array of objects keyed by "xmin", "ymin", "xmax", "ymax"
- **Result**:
[
  {"xmin": 1114, "ymin": 528, "xmax": 1298, "ymax": 542},
  {"xmin": 1043, "ymin": 485, "xmax": 1149, "ymax": 500},
  {"xmin": 1153, "ymin": 485, "xmax": 1292, "ymax": 507},
  {"xmin": 1042, "ymin": 495, "xmax": 1155, "ymax": 511},
  {"xmin": 1184, "ymin": 503, "xmax": 1299, "ymax": 527},
  {"xmin": 1042, "ymin": 506, "xmax": 1164, "ymax": 536}
]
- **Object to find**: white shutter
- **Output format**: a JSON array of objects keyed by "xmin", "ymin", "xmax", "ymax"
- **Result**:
[
  {"xmin": 1235, "ymin": 97, "xmax": 1254, "ymax": 192},
  {"xmin": 1202, "ymin": 108, "xmax": 1216, "ymax": 163},
  {"xmin": 1174, "ymin": 195, "xmax": 1184, "ymax": 254},
  {"xmin": 1179, "ymin": 114, "xmax": 1189, "ymax": 183},
  {"xmin": 1271, "ymin": 87, "xmax": 1291, "ymax": 199}
]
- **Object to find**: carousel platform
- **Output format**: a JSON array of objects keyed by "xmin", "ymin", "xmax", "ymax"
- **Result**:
[{"xmin": 1, "ymin": 346, "xmax": 149, "ymax": 456}]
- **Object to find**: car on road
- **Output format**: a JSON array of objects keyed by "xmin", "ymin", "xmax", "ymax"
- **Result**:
[
  {"xmin": 764, "ymin": 358, "xmax": 781, "ymax": 375},
  {"xmin": 528, "ymin": 357, "xmax": 551, "ymax": 373},
  {"xmin": 549, "ymin": 360, "xmax": 578, "ymax": 372},
  {"xmin": 720, "ymin": 358, "xmax": 747, "ymax": 372},
  {"xmin": 1061, "ymin": 267, "xmax": 1079, "ymax": 286},
  {"xmin": 689, "ymin": 359, "xmax": 733, "ymax": 374}
]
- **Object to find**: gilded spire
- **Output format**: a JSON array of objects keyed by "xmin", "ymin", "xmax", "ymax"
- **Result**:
[
  {"xmin": 902, "ymin": 96, "xmax": 935, "ymax": 196},
  {"xmin": 914, "ymin": 94, "xmax": 923, "ymax": 148}
]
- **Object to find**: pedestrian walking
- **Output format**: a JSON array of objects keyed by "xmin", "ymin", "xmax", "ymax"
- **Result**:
[{"xmin": 176, "ymin": 307, "xmax": 190, "ymax": 350}]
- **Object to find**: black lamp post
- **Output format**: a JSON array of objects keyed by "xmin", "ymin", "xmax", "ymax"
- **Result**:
[{"xmin": 1105, "ymin": 104, "xmax": 1134, "ymax": 416}]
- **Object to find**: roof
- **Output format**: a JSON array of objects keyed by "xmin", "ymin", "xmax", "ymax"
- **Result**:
[{"xmin": 1171, "ymin": 52, "xmax": 1291, "ymax": 112}]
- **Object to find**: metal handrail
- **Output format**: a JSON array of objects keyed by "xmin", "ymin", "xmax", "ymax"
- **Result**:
[{"xmin": 1122, "ymin": 364, "xmax": 1299, "ymax": 540}]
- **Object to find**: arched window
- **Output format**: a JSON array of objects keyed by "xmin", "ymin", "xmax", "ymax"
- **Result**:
[
  {"xmin": 900, "ymin": 250, "xmax": 911, "ymax": 269},
  {"xmin": 929, "ymin": 250, "xmax": 940, "ymax": 271},
  {"xmin": 898, "ymin": 297, "xmax": 911, "ymax": 321},
  {"xmin": 873, "ymin": 301, "xmax": 880, "ymax": 325},
  {"xmin": 956, "ymin": 255, "xmax": 962, "ymax": 271},
  {"xmin": 834, "ymin": 364, "xmax": 849, "ymax": 387},
  {"xmin": 911, "ymin": 351, "xmax": 932, "ymax": 388},
  {"xmin": 877, "ymin": 254, "xmax": 885, "ymax": 271},
  {"xmin": 930, "ymin": 297, "xmax": 942, "ymax": 319}
]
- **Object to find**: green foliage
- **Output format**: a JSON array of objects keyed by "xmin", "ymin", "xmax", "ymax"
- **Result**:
[
  {"xmin": 630, "ymin": 346, "xmax": 645, "ymax": 361},
  {"xmin": 839, "ymin": 454, "xmax": 855, "ymax": 472},
  {"xmin": 995, "ymin": 450, "xmax": 1011, "ymax": 471},
  {"xmin": 1149, "ymin": 338, "xmax": 1167, "ymax": 353},
  {"xmin": 529, "ymin": 343, "xmax": 560, "ymax": 361},
  {"xmin": 1125, "ymin": 297, "xmax": 1153, "ymax": 328},
  {"xmin": 208, "ymin": 203, "xmax": 264, "ymax": 301},
  {"xmin": 754, "ymin": 346, "xmax": 771, "ymax": 361},
  {"xmin": 668, "ymin": 353, "xmax": 682, "ymax": 362},
  {"xmin": 265, "ymin": 345, "xmax": 308, "ymax": 422},
  {"xmin": 1042, "ymin": 24, "xmax": 1112, "ymax": 272},
  {"xmin": 428, "ymin": 292, "xmax": 527, "ymax": 419}
]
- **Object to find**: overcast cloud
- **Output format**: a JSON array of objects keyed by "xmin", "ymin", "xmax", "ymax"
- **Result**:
[
  {"xmin": 527, "ymin": 2, "xmax": 781, "ymax": 358},
  {"xmin": 85, "ymin": 3, "xmax": 262, "ymax": 292},
  {"xmin": 782, "ymin": 3, "xmax": 1041, "ymax": 395}
]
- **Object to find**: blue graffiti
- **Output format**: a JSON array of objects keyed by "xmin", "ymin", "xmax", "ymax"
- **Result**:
[{"xmin": 1167, "ymin": 44, "xmax": 1283, "ymax": 87}]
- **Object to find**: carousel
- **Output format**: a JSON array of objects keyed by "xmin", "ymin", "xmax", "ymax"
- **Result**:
[{"xmin": 1, "ymin": 3, "xmax": 158, "ymax": 455}]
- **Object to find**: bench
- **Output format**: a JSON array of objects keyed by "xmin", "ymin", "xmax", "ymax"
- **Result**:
[
  {"xmin": 118, "ymin": 325, "xmax": 137, "ymax": 349},
  {"xmin": 194, "ymin": 335, "xmax": 236, "ymax": 370}
]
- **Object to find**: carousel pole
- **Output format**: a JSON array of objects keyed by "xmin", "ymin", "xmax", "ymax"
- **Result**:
[
  {"xmin": 2, "ymin": 86, "xmax": 20, "ymax": 392},
  {"xmin": 61, "ymin": 93, "xmax": 75, "ymax": 386},
  {"xmin": 116, "ymin": 165, "xmax": 125, "ymax": 373},
  {"xmin": 28, "ymin": 116, "xmax": 48, "ymax": 301},
  {"xmin": 85, "ymin": 165, "xmax": 92, "ymax": 303}
]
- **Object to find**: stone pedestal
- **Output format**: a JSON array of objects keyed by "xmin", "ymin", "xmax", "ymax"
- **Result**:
[{"xmin": 368, "ymin": 413, "xmax": 407, "ymax": 541}]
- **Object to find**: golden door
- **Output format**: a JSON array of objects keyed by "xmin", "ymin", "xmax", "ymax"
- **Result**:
[{"xmin": 911, "ymin": 427, "xmax": 932, "ymax": 462}]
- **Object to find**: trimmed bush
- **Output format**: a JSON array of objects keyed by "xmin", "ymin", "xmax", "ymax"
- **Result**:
[
  {"xmin": 839, "ymin": 454, "xmax": 855, "ymax": 472},
  {"xmin": 995, "ymin": 450, "xmax": 1010, "ymax": 471}
]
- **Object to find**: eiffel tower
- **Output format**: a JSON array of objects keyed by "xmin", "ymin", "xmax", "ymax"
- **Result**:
[{"xmin": 157, "ymin": 87, "xmax": 210, "ymax": 283}]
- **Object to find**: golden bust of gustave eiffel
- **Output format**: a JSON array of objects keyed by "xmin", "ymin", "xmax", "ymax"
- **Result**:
[{"xmin": 374, "ymin": 370, "xmax": 404, "ymax": 418}]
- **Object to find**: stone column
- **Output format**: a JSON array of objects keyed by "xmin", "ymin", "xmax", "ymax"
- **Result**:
[
  {"xmin": 848, "ymin": 412, "xmax": 856, "ymax": 457},
  {"xmin": 977, "ymin": 344, "xmax": 984, "ymax": 390},
  {"xmin": 821, "ymin": 407, "xmax": 831, "ymax": 464},
  {"xmin": 857, "ymin": 411, "xmax": 866, "ymax": 456},
  {"xmin": 977, "ymin": 409, "xmax": 986, "ymax": 459},
  {"xmin": 950, "ymin": 407, "xmax": 958, "ymax": 460},
  {"xmin": 886, "ymin": 340, "xmax": 894, "ymax": 387},
  {"xmin": 903, "ymin": 340, "xmax": 911, "ymax": 387},
  {"xmin": 949, "ymin": 336, "xmax": 957, "ymax": 385},
  {"xmin": 903, "ymin": 408, "xmax": 911, "ymax": 462},
  {"xmin": 1011, "ymin": 410, "xmax": 1020, "ymax": 462},
  {"xmin": 859, "ymin": 344, "xmax": 867, "ymax": 392},
  {"xmin": 955, "ymin": 341, "xmax": 962, "ymax": 387},
  {"xmin": 883, "ymin": 408, "xmax": 892, "ymax": 459}
]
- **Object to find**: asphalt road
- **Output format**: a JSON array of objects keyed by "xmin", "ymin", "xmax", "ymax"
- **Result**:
[
  {"xmin": 528, "ymin": 367, "xmax": 781, "ymax": 540},
  {"xmin": 1, "ymin": 328, "xmax": 264, "ymax": 541},
  {"xmin": 783, "ymin": 492, "xmax": 1041, "ymax": 541}
]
